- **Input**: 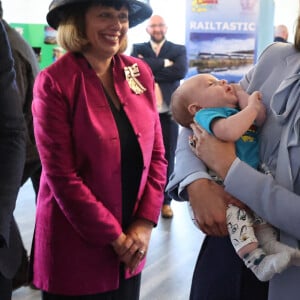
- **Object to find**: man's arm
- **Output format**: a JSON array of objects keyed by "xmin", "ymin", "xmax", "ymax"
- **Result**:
[
  {"xmin": 154, "ymin": 44, "xmax": 188, "ymax": 82},
  {"xmin": 131, "ymin": 43, "xmax": 188, "ymax": 81},
  {"xmin": 131, "ymin": 43, "xmax": 164, "ymax": 73}
]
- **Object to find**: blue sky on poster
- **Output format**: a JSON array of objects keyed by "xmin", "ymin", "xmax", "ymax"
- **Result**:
[{"xmin": 189, "ymin": 33, "xmax": 254, "ymax": 53}]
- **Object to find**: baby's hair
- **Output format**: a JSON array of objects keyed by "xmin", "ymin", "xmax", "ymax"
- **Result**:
[{"xmin": 170, "ymin": 87, "xmax": 194, "ymax": 128}]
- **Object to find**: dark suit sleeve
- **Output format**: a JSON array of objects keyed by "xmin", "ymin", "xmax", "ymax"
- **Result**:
[
  {"xmin": 131, "ymin": 43, "xmax": 165, "ymax": 73},
  {"xmin": 154, "ymin": 45, "xmax": 188, "ymax": 82},
  {"xmin": 131, "ymin": 43, "xmax": 188, "ymax": 81},
  {"xmin": 0, "ymin": 21, "xmax": 25, "ymax": 247}
]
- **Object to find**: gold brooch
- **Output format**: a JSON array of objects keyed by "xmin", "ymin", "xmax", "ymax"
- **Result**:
[{"xmin": 124, "ymin": 63, "xmax": 147, "ymax": 94}]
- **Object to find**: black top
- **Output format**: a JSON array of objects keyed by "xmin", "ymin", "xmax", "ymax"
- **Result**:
[{"xmin": 106, "ymin": 93, "xmax": 143, "ymax": 228}]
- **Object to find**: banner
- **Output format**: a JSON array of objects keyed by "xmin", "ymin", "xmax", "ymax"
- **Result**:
[{"xmin": 185, "ymin": 0, "xmax": 260, "ymax": 82}]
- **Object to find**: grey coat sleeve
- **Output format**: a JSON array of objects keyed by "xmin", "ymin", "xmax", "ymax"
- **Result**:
[
  {"xmin": 224, "ymin": 159, "xmax": 300, "ymax": 240},
  {"xmin": 166, "ymin": 127, "xmax": 211, "ymax": 201}
]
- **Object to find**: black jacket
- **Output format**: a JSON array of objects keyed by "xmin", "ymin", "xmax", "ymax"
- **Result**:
[
  {"xmin": 0, "ymin": 20, "xmax": 25, "ymax": 280},
  {"xmin": 131, "ymin": 40, "xmax": 188, "ymax": 107}
]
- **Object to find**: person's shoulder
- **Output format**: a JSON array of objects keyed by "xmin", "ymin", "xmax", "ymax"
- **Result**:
[
  {"xmin": 259, "ymin": 42, "xmax": 297, "ymax": 60},
  {"xmin": 164, "ymin": 41, "xmax": 187, "ymax": 55},
  {"xmin": 132, "ymin": 42, "xmax": 151, "ymax": 52},
  {"xmin": 269, "ymin": 41, "xmax": 295, "ymax": 52},
  {"xmin": 40, "ymin": 52, "xmax": 80, "ymax": 82},
  {"xmin": 131, "ymin": 42, "xmax": 149, "ymax": 49},
  {"xmin": 5, "ymin": 21, "xmax": 30, "ymax": 49},
  {"xmin": 4, "ymin": 21, "xmax": 39, "ymax": 71},
  {"xmin": 35, "ymin": 53, "xmax": 87, "ymax": 99},
  {"xmin": 274, "ymin": 37, "xmax": 287, "ymax": 43},
  {"xmin": 166, "ymin": 40, "xmax": 186, "ymax": 49}
]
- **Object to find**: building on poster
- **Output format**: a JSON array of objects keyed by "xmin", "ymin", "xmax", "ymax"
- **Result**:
[{"xmin": 185, "ymin": 0, "xmax": 259, "ymax": 82}]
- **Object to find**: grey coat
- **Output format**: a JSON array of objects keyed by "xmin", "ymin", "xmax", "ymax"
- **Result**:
[
  {"xmin": 167, "ymin": 42, "xmax": 300, "ymax": 300},
  {"xmin": 4, "ymin": 20, "xmax": 40, "ymax": 170}
]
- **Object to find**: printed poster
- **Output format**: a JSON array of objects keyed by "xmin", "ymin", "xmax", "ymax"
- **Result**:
[{"xmin": 185, "ymin": 0, "xmax": 259, "ymax": 82}]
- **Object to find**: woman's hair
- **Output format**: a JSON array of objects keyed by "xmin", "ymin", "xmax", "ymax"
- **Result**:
[
  {"xmin": 294, "ymin": 16, "xmax": 300, "ymax": 51},
  {"xmin": 57, "ymin": 0, "xmax": 129, "ymax": 53}
]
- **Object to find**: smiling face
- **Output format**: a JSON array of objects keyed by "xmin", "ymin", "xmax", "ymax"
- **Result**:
[
  {"xmin": 187, "ymin": 74, "xmax": 238, "ymax": 109},
  {"xmin": 146, "ymin": 15, "xmax": 167, "ymax": 43},
  {"xmin": 84, "ymin": 4, "xmax": 129, "ymax": 58}
]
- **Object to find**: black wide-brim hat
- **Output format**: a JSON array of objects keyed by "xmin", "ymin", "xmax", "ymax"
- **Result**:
[{"xmin": 46, "ymin": 0, "xmax": 152, "ymax": 29}]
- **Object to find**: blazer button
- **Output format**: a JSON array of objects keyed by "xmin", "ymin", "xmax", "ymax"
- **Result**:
[{"xmin": 136, "ymin": 132, "xmax": 141, "ymax": 138}]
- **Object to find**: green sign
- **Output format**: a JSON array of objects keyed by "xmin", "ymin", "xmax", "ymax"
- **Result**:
[{"xmin": 10, "ymin": 23, "xmax": 63, "ymax": 69}]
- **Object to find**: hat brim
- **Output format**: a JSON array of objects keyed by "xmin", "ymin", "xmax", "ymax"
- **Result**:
[{"xmin": 46, "ymin": 0, "xmax": 152, "ymax": 30}]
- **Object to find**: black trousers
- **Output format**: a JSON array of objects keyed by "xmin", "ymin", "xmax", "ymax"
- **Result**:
[
  {"xmin": 42, "ymin": 273, "xmax": 141, "ymax": 300},
  {"xmin": 0, "ymin": 273, "xmax": 12, "ymax": 300},
  {"xmin": 159, "ymin": 112, "xmax": 179, "ymax": 205},
  {"xmin": 190, "ymin": 236, "xmax": 269, "ymax": 300},
  {"xmin": 21, "ymin": 161, "xmax": 41, "ymax": 199}
]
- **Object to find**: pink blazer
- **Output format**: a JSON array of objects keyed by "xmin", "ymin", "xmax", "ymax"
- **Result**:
[{"xmin": 32, "ymin": 52, "xmax": 167, "ymax": 295}]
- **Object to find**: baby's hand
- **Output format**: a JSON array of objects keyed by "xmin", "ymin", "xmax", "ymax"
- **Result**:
[
  {"xmin": 248, "ymin": 91, "xmax": 266, "ymax": 126},
  {"xmin": 248, "ymin": 91, "xmax": 262, "ymax": 108},
  {"xmin": 231, "ymin": 84, "xmax": 249, "ymax": 109}
]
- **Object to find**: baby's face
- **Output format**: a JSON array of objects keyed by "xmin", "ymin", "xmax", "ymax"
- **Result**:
[{"xmin": 190, "ymin": 74, "xmax": 238, "ymax": 108}]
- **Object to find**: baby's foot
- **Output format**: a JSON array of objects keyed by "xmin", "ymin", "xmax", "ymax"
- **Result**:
[
  {"xmin": 262, "ymin": 240, "xmax": 300, "ymax": 266},
  {"xmin": 251, "ymin": 252, "xmax": 291, "ymax": 281},
  {"xmin": 243, "ymin": 248, "xmax": 291, "ymax": 281}
]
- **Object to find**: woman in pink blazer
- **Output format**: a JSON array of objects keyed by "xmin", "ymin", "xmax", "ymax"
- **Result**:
[{"xmin": 31, "ymin": 0, "xmax": 167, "ymax": 299}]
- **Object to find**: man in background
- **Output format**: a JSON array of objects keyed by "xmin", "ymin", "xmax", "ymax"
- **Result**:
[
  {"xmin": 274, "ymin": 24, "xmax": 289, "ymax": 42},
  {"xmin": 0, "ymin": 0, "xmax": 41, "ymax": 289},
  {"xmin": 131, "ymin": 15, "xmax": 187, "ymax": 218}
]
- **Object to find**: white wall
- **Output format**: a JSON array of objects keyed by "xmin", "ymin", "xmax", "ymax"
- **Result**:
[
  {"xmin": 126, "ymin": 0, "xmax": 186, "ymax": 54},
  {"xmin": 1, "ymin": 0, "xmax": 299, "ymax": 45},
  {"xmin": 274, "ymin": 0, "xmax": 299, "ymax": 42},
  {"xmin": 1, "ymin": 0, "xmax": 49, "ymax": 24},
  {"xmin": 132, "ymin": 0, "xmax": 186, "ymax": 44}
]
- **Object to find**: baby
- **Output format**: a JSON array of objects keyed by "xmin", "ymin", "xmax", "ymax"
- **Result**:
[{"xmin": 170, "ymin": 73, "xmax": 300, "ymax": 281}]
